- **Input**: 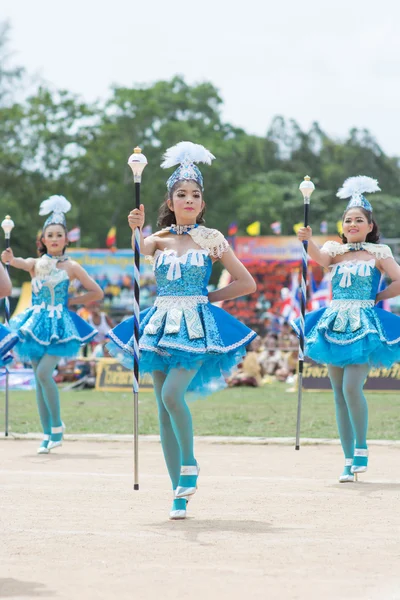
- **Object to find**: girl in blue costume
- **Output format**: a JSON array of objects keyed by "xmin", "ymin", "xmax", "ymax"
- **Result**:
[
  {"xmin": 294, "ymin": 176, "xmax": 400, "ymax": 482},
  {"xmin": 107, "ymin": 142, "xmax": 257, "ymax": 519},
  {"xmin": 0, "ymin": 263, "xmax": 19, "ymax": 365},
  {"xmin": 2, "ymin": 196, "xmax": 103, "ymax": 454}
]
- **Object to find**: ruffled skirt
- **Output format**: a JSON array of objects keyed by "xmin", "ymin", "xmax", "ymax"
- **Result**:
[
  {"xmin": 10, "ymin": 307, "xmax": 97, "ymax": 361},
  {"xmin": 0, "ymin": 323, "xmax": 19, "ymax": 366},
  {"xmin": 292, "ymin": 300, "xmax": 400, "ymax": 367},
  {"xmin": 107, "ymin": 298, "xmax": 256, "ymax": 395}
]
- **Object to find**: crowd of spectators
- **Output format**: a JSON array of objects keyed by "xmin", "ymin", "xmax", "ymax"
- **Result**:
[{"xmin": 228, "ymin": 321, "xmax": 299, "ymax": 388}]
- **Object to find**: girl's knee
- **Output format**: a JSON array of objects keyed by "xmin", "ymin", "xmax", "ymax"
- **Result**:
[
  {"xmin": 35, "ymin": 367, "xmax": 49, "ymax": 386},
  {"xmin": 343, "ymin": 381, "xmax": 357, "ymax": 400},
  {"xmin": 333, "ymin": 391, "xmax": 346, "ymax": 406},
  {"xmin": 161, "ymin": 388, "xmax": 180, "ymax": 413}
]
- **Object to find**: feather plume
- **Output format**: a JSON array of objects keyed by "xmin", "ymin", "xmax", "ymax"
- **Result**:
[
  {"xmin": 161, "ymin": 141, "xmax": 215, "ymax": 169},
  {"xmin": 39, "ymin": 195, "xmax": 72, "ymax": 216},
  {"xmin": 337, "ymin": 176, "xmax": 380, "ymax": 199}
]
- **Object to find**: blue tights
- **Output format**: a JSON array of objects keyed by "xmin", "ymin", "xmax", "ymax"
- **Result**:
[
  {"xmin": 328, "ymin": 363, "xmax": 370, "ymax": 464},
  {"xmin": 152, "ymin": 368, "xmax": 198, "ymax": 490},
  {"xmin": 32, "ymin": 354, "xmax": 63, "ymax": 446}
]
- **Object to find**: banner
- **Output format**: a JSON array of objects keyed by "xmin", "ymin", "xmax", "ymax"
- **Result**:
[
  {"xmin": 67, "ymin": 249, "xmax": 155, "ymax": 310},
  {"xmin": 233, "ymin": 236, "xmax": 337, "ymax": 262},
  {"xmin": 95, "ymin": 358, "xmax": 153, "ymax": 392},
  {"xmin": 303, "ymin": 360, "xmax": 400, "ymax": 391},
  {"xmin": 0, "ymin": 368, "xmax": 36, "ymax": 390}
]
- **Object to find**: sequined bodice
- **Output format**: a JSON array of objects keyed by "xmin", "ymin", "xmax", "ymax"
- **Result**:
[
  {"xmin": 31, "ymin": 265, "xmax": 70, "ymax": 311},
  {"xmin": 330, "ymin": 259, "xmax": 381, "ymax": 301},
  {"xmin": 153, "ymin": 249, "xmax": 212, "ymax": 297}
]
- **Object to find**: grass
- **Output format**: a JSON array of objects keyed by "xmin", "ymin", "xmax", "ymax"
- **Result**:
[{"xmin": 2, "ymin": 383, "xmax": 400, "ymax": 439}]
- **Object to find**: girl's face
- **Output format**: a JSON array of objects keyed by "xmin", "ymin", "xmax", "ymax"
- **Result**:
[
  {"xmin": 342, "ymin": 208, "xmax": 373, "ymax": 243},
  {"xmin": 167, "ymin": 181, "xmax": 205, "ymax": 224},
  {"xmin": 42, "ymin": 224, "xmax": 67, "ymax": 255}
]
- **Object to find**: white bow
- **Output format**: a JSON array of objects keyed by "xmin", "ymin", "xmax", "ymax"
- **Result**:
[
  {"xmin": 32, "ymin": 279, "xmax": 43, "ymax": 294},
  {"xmin": 164, "ymin": 254, "xmax": 189, "ymax": 281},
  {"xmin": 47, "ymin": 304, "xmax": 63, "ymax": 319},
  {"xmin": 338, "ymin": 263, "xmax": 358, "ymax": 288},
  {"xmin": 358, "ymin": 259, "xmax": 375, "ymax": 277},
  {"xmin": 32, "ymin": 301, "xmax": 46, "ymax": 314}
]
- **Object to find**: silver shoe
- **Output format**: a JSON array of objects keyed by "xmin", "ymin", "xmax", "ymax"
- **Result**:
[
  {"xmin": 339, "ymin": 458, "xmax": 355, "ymax": 483},
  {"xmin": 169, "ymin": 493, "xmax": 187, "ymax": 520},
  {"xmin": 37, "ymin": 434, "xmax": 50, "ymax": 454},
  {"xmin": 47, "ymin": 422, "xmax": 66, "ymax": 451},
  {"xmin": 175, "ymin": 463, "xmax": 200, "ymax": 499},
  {"xmin": 351, "ymin": 448, "xmax": 368, "ymax": 474}
]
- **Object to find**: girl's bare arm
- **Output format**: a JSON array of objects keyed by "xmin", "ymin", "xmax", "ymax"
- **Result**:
[
  {"xmin": 68, "ymin": 262, "xmax": 104, "ymax": 306},
  {"xmin": 208, "ymin": 249, "xmax": 256, "ymax": 303}
]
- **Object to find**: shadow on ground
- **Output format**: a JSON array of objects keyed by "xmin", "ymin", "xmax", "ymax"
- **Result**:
[{"xmin": 0, "ymin": 578, "xmax": 54, "ymax": 598}]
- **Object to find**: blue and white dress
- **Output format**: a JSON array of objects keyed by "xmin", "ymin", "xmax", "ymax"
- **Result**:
[
  {"xmin": 293, "ymin": 241, "xmax": 400, "ymax": 367},
  {"xmin": 10, "ymin": 255, "xmax": 97, "ymax": 361},
  {"xmin": 0, "ymin": 322, "xmax": 19, "ymax": 366},
  {"xmin": 107, "ymin": 241, "xmax": 257, "ymax": 394}
]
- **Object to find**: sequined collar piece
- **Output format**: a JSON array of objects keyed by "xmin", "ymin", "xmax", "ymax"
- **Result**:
[{"xmin": 169, "ymin": 224, "xmax": 199, "ymax": 236}]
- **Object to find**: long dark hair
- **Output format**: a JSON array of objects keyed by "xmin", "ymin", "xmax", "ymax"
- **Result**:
[
  {"xmin": 37, "ymin": 225, "xmax": 69, "ymax": 257},
  {"xmin": 156, "ymin": 180, "xmax": 206, "ymax": 228},
  {"xmin": 341, "ymin": 207, "xmax": 380, "ymax": 244}
]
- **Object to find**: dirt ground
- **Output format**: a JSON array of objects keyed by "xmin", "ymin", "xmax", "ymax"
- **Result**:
[{"xmin": 1, "ymin": 439, "xmax": 400, "ymax": 600}]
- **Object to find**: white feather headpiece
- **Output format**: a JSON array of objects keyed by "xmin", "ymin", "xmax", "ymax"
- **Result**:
[
  {"xmin": 161, "ymin": 141, "xmax": 215, "ymax": 169},
  {"xmin": 161, "ymin": 141, "xmax": 215, "ymax": 190},
  {"xmin": 337, "ymin": 176, "xmax": 380, "ymax": 213},
  {"xmin": 39, "ymin": 195, "xmax": 71, "ymax": 228}
]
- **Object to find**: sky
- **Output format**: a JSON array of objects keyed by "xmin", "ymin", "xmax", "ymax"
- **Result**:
[{"xmin": 3, "ymin": 0, "xmax": 400, "ymax": 156}]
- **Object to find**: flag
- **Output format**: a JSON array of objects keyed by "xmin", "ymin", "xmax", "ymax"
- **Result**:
[
  {"xmin": 247, "ymin": 221, "xmax": 261, "ymax": 236},
  {"xmin": 320, "ymin": 220, "xmax": 328, "ymax": 234},
  {"xmin": 67, "ymin": 227, "xmax": 81, "ymax": 243},
  {"xmin": 337, "ymin": 220, "xmax": 343, "ymax": 235},
  {"xmin": 270, "ymin": 221, "xmax": 281, "ymax": 235},
  {"xmin": 228, "ymin": 222, "xmax": 238, "ymax": 236},
  {"xmin": 293, "ymin": 222, "xmax": 303, "ymax": 234},
  {"xmin": 281, "ymin": 272, "xmax": 301, "ymax": 321},
  {"xmin": 308, "ymin": 268, "xmax": 318, "ymax": 297},
  {"xmin": 142, "ymin": 225, "xmax": 152, "ymax": 238},
  {"xmin": 106, "ymin": 226, "xmax": 117, "ymax": 248},
  {"xmin": 310, "ymin": 273, "xmax": 332, "ymax": 310}
]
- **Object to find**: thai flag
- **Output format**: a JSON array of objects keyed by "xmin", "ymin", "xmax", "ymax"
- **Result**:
[
  {"xmin": 281, "ymin": 272, "xmax": 301, "ymax": 321},
  {"xmin": 270, "ymin": 221, "xmax": 282, "ymax": 235},
  {"xmin": 310, "ymin": 273, "xmax": 332, "ymax": 310},
  {"xmin": 67, "ymin": 227, "xmax": 80, "ymax": 243}
]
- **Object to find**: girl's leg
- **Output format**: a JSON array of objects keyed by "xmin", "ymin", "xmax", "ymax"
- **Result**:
[
  {"xmin": 343, "ymin": 363, "xmax": 370, "ymax": 469},
  {"xmin": 161, "ymin": 368, "xmax": 199, "ymax": 492},
  {"xmin": 152, "ymin": 370, "xmax": 181, "ymax": 490},
  {"xmin": 35, "ymin": 354, "xmax": 63, "ymax": 443},
  {"xmin": 31, "ymin": 358, "xmax": 52, "ymax": 451},
  {"xmin": 327, "ymin": 365, "xmax": 355, "ymax": 477}
]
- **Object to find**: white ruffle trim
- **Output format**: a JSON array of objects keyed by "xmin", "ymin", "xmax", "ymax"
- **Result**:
[
  {"xmin": 0, "ymin": 332, "xmax": 18, "ymax": 352},
  {"xmin": 330, "ymin": 299, "xmax": 375, "ymax": 309},
  {"xmin": 109, "ymin": 329, "xmax": 256, "ymax": 356},
  {"xmin": 322, "ymin": 241, "xmax": 393, "ymax": 260},
  {"xmin": 188, "ymin": 226, "xmax": 230, "ymax": 259},
  {"xmin": 154, "ymin": 295, "xmax": 208, "ymax": 309}
]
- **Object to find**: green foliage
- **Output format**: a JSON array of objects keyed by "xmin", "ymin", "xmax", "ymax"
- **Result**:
[{"xmin": 1, "ymin": 23, "xmax": 400, "ymax": 284}]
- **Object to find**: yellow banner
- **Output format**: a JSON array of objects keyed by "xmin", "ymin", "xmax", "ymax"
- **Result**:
[{"xmin": 95, "ymin": 358, "xmax": 153, "ymax": 392}]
